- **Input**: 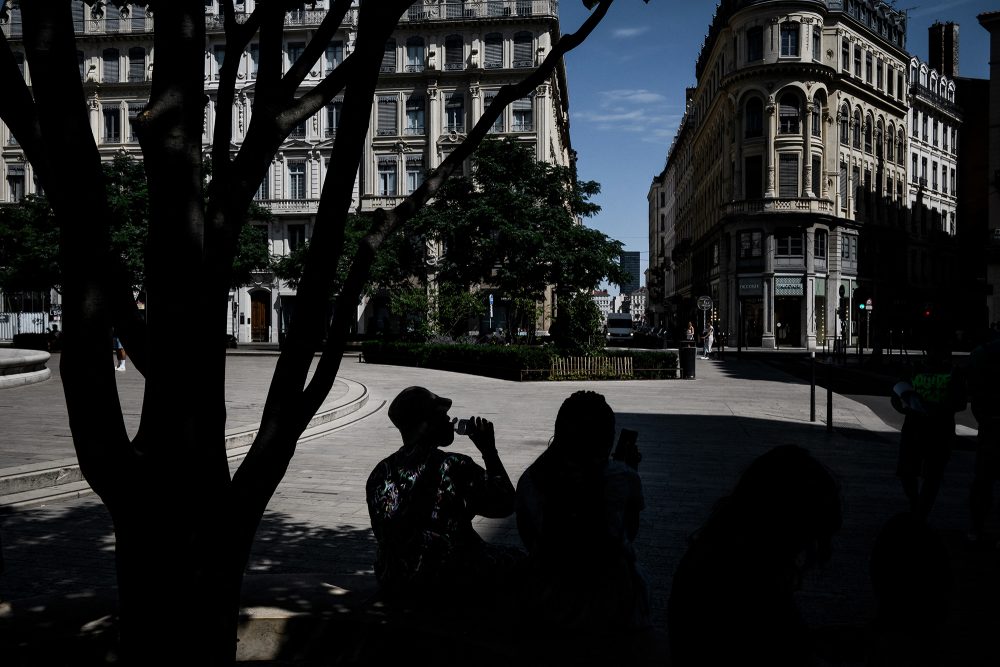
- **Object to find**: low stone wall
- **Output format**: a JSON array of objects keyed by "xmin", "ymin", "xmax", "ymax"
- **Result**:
[{"xmin": 0, "ymin": 348, "xmax": 51, "ymax": 389}]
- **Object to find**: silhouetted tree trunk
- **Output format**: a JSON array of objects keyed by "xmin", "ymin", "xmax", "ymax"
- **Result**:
[{"xmin": 1, "ymin": 0, "xmax": 618, "ymax": 662}]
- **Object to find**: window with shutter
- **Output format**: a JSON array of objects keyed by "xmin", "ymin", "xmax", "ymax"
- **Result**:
[
  {"xmin": 811, "ymin": 155, "xmax": 821, "ymax": 195},
  {"xmin": 214, "ymin": 45, "xmax": 225, "ymax": 80},
  {"xmin": 512, "ymin": 96, "xmax": 533, "ymax": 131},
  {"xmin": 405, "ymin": 96, "xmax": 424, "ymax": 135},
  {"xmin": 744, "ymin": 155, "xmax": 763, "ymax": 199},
  {"xmin": 745, "ymin": 98, "xmax": 763, "ymax": 138},
  {"xmin": 484, "ymin": 93, "xmax": 502, "ymax": 132},
  {"xmin": 128, "ymin": 47, "xmax": 145, "ymax": 82},
  {"xmin": 132, "ymin": 5, "xmax": 146, "ymax": 31},
  {"xmin": 106, "ymin": 5, "xmax": 119, "ymax": 32},
  {"xmin": 326, "ymin": 99, "xmax": 342, "ymax": 137},
  {"xmin": 249, "ymin": 44, "xmax": 259, "ymax": 79},
  {"xmin": 382, "ymin": 40, "xmax": 396, "ymax": 73},
  {"xmin": 445, "ymin": 93, "xmax": 464, "ymax": 133},
  {"xmin": 778, "ymin": 95, "xmax": 799, "ymax": 134},
  {"xmin": 288, "ymin": 162, "xmax": 306, "ymax": 200},
  {"xmin": 77, "ymin": 51, "xmax": 86, "ymax": 80},
  {"xmin": 377, "ymin": 97, "xmax": 398, "ymax": 136},
  {"xmin": 513, "ymin": 32, "xmax": 533, "ymax": 68},
  {"xmin": 377, "ymin": 157, "xmax": 397, "ymax": 197},
  {"xmin": 445, "ymin": 36, "xmax": 464, "ymax": 71},
  {"xmin": 103, "ymin": 48, "xmax": 119, "ymax": 83},
  {"xmin": 72, "ymin": 2, "xmax": 85, "ymax": 32},
  {"xmin": 778, "ymin": 154, "xmax": 798, "ymax": 198},
  {"xmin": 406, "ymin": 155, "xmax": 424, "ymax": 194},
  {"xmin": 485, "ymin": 34, "xmax": 503, "ymax": 69},
  {"xmin": 405, "ymin": 38, "xmax": 424, "ymax": 72},
  {"xmin": 839, "ymin": 162, "xmax": 848, "ymax": 208},
  {"xmin": 747, "ymin": 27, "xmax": 763, "ymax": 62},
  {"xmin": 103, "ymin": 107, "xmax": 121, "ymax": 143},
  {"xmin": 327, "ymin": 41, "xmax": 344, "ymax": 74},
  {"xmin": 127, "ymin": 102, "xmax": 145, "ymax": 142}
]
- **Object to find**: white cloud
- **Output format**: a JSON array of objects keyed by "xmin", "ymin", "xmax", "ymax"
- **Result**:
[
  {"xmin": 612, "ymin": 27, "xmax": 649, "ymax": 39},
  {"xmin": 572, "ymin": 88, "xmax": 678, "ymax": 141}
]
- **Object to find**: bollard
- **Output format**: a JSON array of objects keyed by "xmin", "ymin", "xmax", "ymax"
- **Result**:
[
  {"xmin": 810, "ymin": 351, "xmax": 816, "ymax": 422},
  {"xmin": 826, "ymin": 361, "xmax": 833, "ymax": 433}
]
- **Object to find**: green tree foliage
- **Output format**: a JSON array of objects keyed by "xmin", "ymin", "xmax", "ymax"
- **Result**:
[
  {"xmin": 411, "ymin": 137, "xmax": 628, "ymax": 301},
  {"xmin": 388, "ymin": 284, "xmax": 487, "ymax": 341},
  {"xmin": 272, "ymin": 212, "xmax": 423, "ymax": 294},
  {"xmin": 549, "ymin": 290, "xmax": 604, "ymax": 355},
  {"xmin": 0, "ymin": 154, "xmax": 270, "ymax": 295},
  {"xmin": 0, "ymin": 194, "xmax": 59, "ymax": 295}
]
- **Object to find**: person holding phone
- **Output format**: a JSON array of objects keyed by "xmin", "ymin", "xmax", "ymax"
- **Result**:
[
  {"xmin": 366, "ymin": 386, "xmax": 523, "ymax": 602},
  {"xmin": 515, "ymin": 391, "xmax": 650, "ymax": 635}
]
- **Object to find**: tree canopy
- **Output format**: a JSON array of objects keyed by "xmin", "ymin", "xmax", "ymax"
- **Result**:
[
  {"xmin": 412, "ymin": 137, "xmax": 628, "ymax": 301},
  {"xmin": 0, "ymin": 1, "xmax": 631, "ymax": 662},
  {"xmin": 0, "ymin": 154, "xmax": 272, "ymax": 297}
]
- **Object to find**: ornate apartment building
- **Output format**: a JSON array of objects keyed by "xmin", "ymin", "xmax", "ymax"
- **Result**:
[
  {"xmin": 1, "ymin": 0, "xmax": 571, "ymax": 343},
  {"xmin": 648, "ymin": 0, "xmax": 967, "ymax": 350}
]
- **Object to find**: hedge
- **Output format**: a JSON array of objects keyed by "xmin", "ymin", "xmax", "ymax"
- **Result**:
[
  {"xmin": 360, "ymin": 341, "xmax": 680, "ymax": 381},
  {"xmin": 360, "ymin": 341, "xmax": 554, "ymax": 381}
]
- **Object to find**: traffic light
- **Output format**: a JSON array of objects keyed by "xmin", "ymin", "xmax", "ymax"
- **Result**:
[
  {"xmin": 923, "ymin": 306, "xmax": 932, "ymax": 319},
  {"xmin": 838, "ymin": 296, "xmax": 848, "ymax": 320}
]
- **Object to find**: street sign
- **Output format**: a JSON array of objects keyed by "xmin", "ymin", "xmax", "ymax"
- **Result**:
[
  {"xmin": 697, "ymin": 296, "xmax": 712, "ymax": 311},
  {"xmin": 866, "ymin": 298, "xmax": 873, "ymax": 310}
]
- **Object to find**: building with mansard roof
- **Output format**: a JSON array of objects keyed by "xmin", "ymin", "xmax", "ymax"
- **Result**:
[
  {"xmin": 0, "ymin": 0, "xmax": 571, "ymax": 343},
  {"xmin": 648, "ymin": 0, "xmax": 966, "ymax": 350}
]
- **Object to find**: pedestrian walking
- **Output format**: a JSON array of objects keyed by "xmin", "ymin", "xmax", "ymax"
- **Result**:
[
  {"xmin": 112, "ymin": 329, "xmax": 126, "ymax": 372},
  {"xmin": 702, "ymin": 324, "xmax": 714, "ymax": 359},
  {"xmin": 965, "ymin": 331, "xmax": 1000, "ymax": 547}
]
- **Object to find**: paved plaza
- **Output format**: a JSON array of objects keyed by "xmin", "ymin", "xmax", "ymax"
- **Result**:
[{"xmin": 0, "ymin": 351, "xmax": 998, "ymax": 664}]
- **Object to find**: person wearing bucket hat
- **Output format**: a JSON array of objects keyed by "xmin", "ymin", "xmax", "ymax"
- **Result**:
[{"xmin": 366, "ymin": 386, "xmax": 523, "ymax": 601}]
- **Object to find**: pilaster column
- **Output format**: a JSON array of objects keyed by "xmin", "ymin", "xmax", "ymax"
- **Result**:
[
  {"xmin": 803, "ymin": 98, "xmax": 814, "ymax": 197},
  {"xmin": 765, "ymin": 101, "xmax": 776, "ymax": 197}
]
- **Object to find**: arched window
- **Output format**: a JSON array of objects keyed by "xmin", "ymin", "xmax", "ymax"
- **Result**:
[
  {"xmin": 896, "ymin": 129, "xmax": 905, "ymax": 165},
  {"xmin": 745, "ymin": 97, "xmax": 763, "ymax": 138},
  {"xmin": 852, "ymin": 109, "xmax": 861, "ymax": 149},
  {"xmin": 778, "ymin": 94, "xmax": 800, "ymax": 134},
  {"xmin": 886, "ymin": 122, "xmax": 895, "ymax": 162},
  {"xmin": 875, "ymin": 118, "xmax": 884, "ymax": 158},
  {"xmin": 811, "ymin": 100, "xmax": 821, "ymax": 136},
  {"xmin": 839, "ymin": 103, "xmax": 850, "ymax": 145},
  {"xmin": 864, "ymin": 113, "xmax": 873, "ymax": 153}
]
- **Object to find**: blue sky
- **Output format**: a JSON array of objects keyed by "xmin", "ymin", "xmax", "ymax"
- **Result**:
[{"xmin": 557, "ymin": 0, "xmax": 997, "ymax": 293}]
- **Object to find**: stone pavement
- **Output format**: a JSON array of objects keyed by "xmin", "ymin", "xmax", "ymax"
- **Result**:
[{"xmin": 0, "ymin": 350, "xmax": 998, "ymax": 665}]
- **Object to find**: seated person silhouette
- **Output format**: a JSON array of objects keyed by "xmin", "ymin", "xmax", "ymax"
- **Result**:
[
  {"xmin": 667, "ymin": 444, "xmax": 842, "ymax": 667},
  {"xmin": 366, "ymin": 386, "xmax": 523, "ymax": 606},
  {"xmin": 867, "ymin": 511, "xmax": 952, "ymax": 667},
  {"xmin": 515, "ymin": 390, "xmax": 650, "ymax": 637}
]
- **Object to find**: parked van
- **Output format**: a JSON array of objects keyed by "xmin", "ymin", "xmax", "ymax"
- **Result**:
[{"xmin": 606, "ymin": 313, "xmax": 634, "ymax": 343}]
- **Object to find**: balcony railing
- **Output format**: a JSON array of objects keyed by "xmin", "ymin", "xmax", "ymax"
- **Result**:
[
  {"xmin": 1, "ymin": 3, "xmax": 557, "ymax": 40},
  {"xmin": 263, "ymin": 199, "xmax": 320, "ymax": 215},
  {"xmin": 398, "ymin": 1, "xmax": 558, "ymax": 23},
  {"xmin": 722, "ymin": 198, "xmax": 835, "ymax": 216}
]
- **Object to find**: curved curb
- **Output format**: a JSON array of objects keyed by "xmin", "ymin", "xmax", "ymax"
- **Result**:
[
  {"xmin": 0, "ymin": 378, "xmax": 380, "ymax": 509},
  {"xmin": 0, "ymin": 348, "xmax": 51, "ymax": 389}
]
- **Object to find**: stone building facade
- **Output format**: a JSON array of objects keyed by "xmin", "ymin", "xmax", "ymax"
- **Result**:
[
  {"xmin": 1, "ymin": 0, "xmax": 571, "ymax": 343},
  {"xmin": 648, "ymin": 0, "xmax": 967, "ymax": 350}
]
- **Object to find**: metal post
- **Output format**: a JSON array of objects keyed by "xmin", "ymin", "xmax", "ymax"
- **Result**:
[
  {"xmin": 826, "ymin": 361, "xmax": 833, "ymax": 433},
  {"xmin": 810, "ymin": 351, "xmax": 816, "ymax": 422}
]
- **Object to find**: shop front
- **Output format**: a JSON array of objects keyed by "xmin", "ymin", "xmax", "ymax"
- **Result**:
[{"xmin": 738, "ymin": 277, "xmax": 764, "ymax": 347}]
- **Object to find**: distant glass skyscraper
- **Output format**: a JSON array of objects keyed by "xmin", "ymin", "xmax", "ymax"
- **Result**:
[{"xmin": 619, "ymin": 251, "xmax": 641, "ymax": 295}]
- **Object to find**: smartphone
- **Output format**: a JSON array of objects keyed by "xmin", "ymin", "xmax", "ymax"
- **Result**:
[{"xmin": 614, "ymin": 428, "xmax": 639, "ymax": 466}]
